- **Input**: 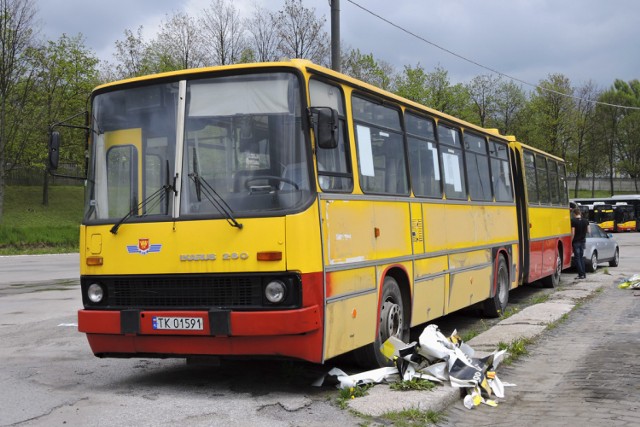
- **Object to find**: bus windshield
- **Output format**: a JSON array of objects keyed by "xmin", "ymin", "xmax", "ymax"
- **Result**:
[{"xmin": 85, "ymin": 72, "xmax": 311, "ymax": 223}]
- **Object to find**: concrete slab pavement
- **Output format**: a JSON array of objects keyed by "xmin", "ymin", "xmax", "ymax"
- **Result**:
[{"xmin": 347, "ymin": 270, "xmax": 616, "ymax": 417}]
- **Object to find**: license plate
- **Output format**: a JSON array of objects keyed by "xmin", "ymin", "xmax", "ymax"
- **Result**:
[{"xmin": 152, "ymin": 316, "xmax": 204, "ymax": 330}]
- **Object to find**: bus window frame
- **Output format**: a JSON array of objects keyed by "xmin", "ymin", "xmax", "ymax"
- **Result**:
[
  {"xmin": 489, "ymin": 139, "xmax": 514, "ymax": 203},
  {"xmin": 437, "ymin": 122, "xmax": 467, "ymax": 201},
  {"xmin": 309, "ymin": 77, "xmax": 353, "ymax": 193},
  {"xmin": 405, "ymin": 110, "xmax": 442, "ymax": 199},
  {"xmin": 463, "ymin": 131, "xmax": 493, "ymax": 202},
  {"xmin": 351, "ymin": 94, "xmax": 409, "ymax": 196}
]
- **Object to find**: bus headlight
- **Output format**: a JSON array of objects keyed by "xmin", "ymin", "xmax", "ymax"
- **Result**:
[
  {"xmin": 87, "ymin": 283, "xmax": 104, "ymax": 303},
  {"xmin": 264, "ymin": 280, "xmax": 286, "ymax": 304}
]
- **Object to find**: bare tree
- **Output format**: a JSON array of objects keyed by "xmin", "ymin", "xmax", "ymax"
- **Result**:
[
  {"xmin": 0, "ymin": 0, "xmax": 37, "ymax": 221},
  {"xmin": 570, "ymin": 81, "xmax": 600, "ymax": 196},
  {"xmin": 274, "ymin": 0, "xmax": 330, "ymax": 65},
  {"xmin": 245, "ymin": 4, "xmax": 280, "ymax": 62},
  {"xmin": 147, "ymin": 11, "xmax": 206, "ymax": 72},
  {"xmin": 111, "ymin": 26, "xmax": 148, "ymax": 79},
  {"xmin": 467, "ymin": 74, "xmax": 500, "ymax": 128},
  {"xmin": 201, "ymin": 0, "xmax": 246, "ymax": 65},
  {"xmin": 494, "ymin": 80, "xmax": 526, "ymax": 136}
]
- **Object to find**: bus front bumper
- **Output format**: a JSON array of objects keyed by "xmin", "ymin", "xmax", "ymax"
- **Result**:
[{"xmin": 78, "ymin": 306, "xmax": 323, "ymax": 362}]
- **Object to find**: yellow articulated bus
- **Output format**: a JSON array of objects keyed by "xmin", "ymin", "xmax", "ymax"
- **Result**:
[{"xmin": 50, "ymin": 60, "xmax": 570, "ymax": 367}]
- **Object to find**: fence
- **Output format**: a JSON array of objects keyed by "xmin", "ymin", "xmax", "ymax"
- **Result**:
[
  {"xmin": 568, "ymin": 177, "xmax": 640, "ymax": 194},
  {"xmin": 6, "ymin": 165, "xmax": 640, "ymax": 194},
  {"xmin": 5, "ymin": 163, "xmax": 84, "ymax": 186}
]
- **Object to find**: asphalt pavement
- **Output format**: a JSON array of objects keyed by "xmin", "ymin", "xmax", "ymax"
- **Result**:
[
  {"xmin": 0, "ymin": 253, "xmax": 79, "ymax": 286},
  {"xmin": 1, "ymin": 246, "xmax": 638, "ymax": 425}
]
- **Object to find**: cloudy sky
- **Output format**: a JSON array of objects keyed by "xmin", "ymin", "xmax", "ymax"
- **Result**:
[{"xmin": 37, "ymin": 0, "xmax": 639, "ymax": 91}]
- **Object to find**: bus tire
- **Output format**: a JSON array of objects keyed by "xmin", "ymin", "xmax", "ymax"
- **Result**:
[
  {"xmin": 483, "ymin": 255, "xmax": 509, "ymax": 318},
  {"xmin": 354, "ymin": 276, "xmax": 408, "ymax": 368},
  {"xmin": 542, "ymin": 250, "xmax": 562, "ymax": 288}
]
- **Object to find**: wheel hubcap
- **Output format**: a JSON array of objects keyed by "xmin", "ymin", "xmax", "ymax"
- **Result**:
[{"xmin": 381, "ymin": 300, "xmax": 402, "ymax": 339}]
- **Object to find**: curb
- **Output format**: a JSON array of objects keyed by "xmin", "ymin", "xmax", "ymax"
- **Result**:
[{"xmin": 346, "ymin": 272, "xmax": 612, "ymax": 417}]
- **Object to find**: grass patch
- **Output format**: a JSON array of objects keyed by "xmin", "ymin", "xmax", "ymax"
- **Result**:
[
  {"xmin": 336, "ymin": 384, "xmax": 373, "ymax": 409},
  {"xmin": 460, "ymin": 319, "xmax": 487, "ymax": 342},
  {"xmin": 499, "ymin": 306, "xmax": 520, "ymax": 320},
  {"xmin": 390, "ymin": 378, "xmax": 437, "ymax": 392},
  {"xmin": 497, "ymin": 337, "xmax": 532, "ymax": 365},
  {"xmin": 546, "ymin": 313, "xmax": 569, "ymax": 330},
  {"xmin": 528, "ymin": 293, "xmax": 551, "ymax": 305},
  {"xmin": 379, "ymin": 408, "xmax": 442, "ymax": 426},
  {"xmin": 1, "ymin": 185, "xmax": 83, "ymax": 254}
]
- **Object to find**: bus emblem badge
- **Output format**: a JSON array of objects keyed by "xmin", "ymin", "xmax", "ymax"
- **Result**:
[{"xmin": 127, "ymin": 239, "xmax": 162, "ymax": 255}]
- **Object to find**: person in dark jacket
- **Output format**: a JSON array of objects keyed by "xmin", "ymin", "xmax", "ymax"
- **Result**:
[{"xmin": 571, "ymin": 207, "xmax": 590, "ymax": 279}]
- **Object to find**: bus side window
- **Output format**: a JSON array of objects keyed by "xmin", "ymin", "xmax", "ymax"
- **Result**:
[
  {"xmin": 489, "ymin": 140, "xmax": 513, "ymax": 202},
  {"xmin": 524, "ymin": 150, "xmax": 539, "ymax": 204},
  {"xmin": 464, "ymin": 132, "xmax": 492, "ymax": 201},
  {"xmin": 352, "ymin": 96, "xmax": 408, "ymax": 195},
  {"xmin": 548, "ymin": 160, "xmax": 560, "ymax": 205},
  {"xmin": 406, "ymin": 112, "xmax": 441, "ymax": 198},
  {"xmin": 558, "ymin": 163, "xmax": 569, "ymax": 205},
  {"xmin": 536, "ymin": 155, "xmax": 550, "ymax": 205},
  {"xmin": 309, "ymin": 79, "xmax": 353, "ymax": 192},
  {"xmin": 437, "ymin": 123, "xmax": 466, "ymax": 200}
]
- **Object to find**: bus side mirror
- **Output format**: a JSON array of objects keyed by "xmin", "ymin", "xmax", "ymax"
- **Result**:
[
  {"xmin": 311, "ymin": 107, "xmax": 339, "ymax": 149},
  {"xmin": 48, "ymin": 131, "xmax": 61, "ymax": 171}
]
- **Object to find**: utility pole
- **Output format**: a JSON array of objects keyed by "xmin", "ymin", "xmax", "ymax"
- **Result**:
[{"xmin": 331, "ymin": 0, "xmax": 341, "ymax": 72}]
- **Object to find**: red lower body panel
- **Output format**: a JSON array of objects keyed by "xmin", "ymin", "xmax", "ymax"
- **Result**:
[
  {"xmin": 527, "ymin": 235, "xmax": 572, "ymax": 283},
  {"xmin": 79, "ymin": 305, "xmax": 323, "ymax": 363}
]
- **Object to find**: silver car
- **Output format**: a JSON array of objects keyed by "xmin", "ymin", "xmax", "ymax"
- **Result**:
[{"xmin": 574, "ymin": 223, "xmax": 620, "ymax": 272}]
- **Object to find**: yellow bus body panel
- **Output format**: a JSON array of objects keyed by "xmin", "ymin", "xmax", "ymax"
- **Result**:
[
  {"xmin": 81, "ymin": 200, "xmax": 324, "ymax": 277},
  {"xmin": 320, "ymin": 199, "xmax": 412, "ymax": 266},
  {"xmin": 324, "ymin": 267, "xmax": 378, "ymax": 359}
]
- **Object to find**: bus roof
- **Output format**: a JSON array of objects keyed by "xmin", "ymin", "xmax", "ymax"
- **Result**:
[{"xmin": 94, "ymin": 59, "xmax": 513, "ymax": 144}]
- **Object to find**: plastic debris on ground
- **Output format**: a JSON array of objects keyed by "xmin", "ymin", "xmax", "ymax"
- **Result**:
[
  {"xmin": 618, "ymin": 274, "xmax": 640, "ymax": 289},
  {"xmin": 314, "ymin": 324, "xmax": 513, "ymax": 409}
]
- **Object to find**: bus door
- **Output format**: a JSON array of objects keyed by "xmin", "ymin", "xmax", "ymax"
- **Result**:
[{"xmin": 510, "ymin": 146, "xmax": 529, "ymax": 284}]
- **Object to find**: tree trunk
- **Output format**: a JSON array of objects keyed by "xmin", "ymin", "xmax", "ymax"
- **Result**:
[{"xmin": 42, "ymin": 168, "xmax": 49, "ymax": 206}]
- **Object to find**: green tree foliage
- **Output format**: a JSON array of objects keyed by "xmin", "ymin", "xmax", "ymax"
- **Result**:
[
  {"xmin": 341, "ymin": 48, "xmax": 394, "ymax": 90},
  {"xmin": 598, "ymin": 80, "xmax": 640, "ymax": 191},
  {"xmin": 31, "ymin": 34, "xmax": 99, "ymax": 166},
  {"xmin": 395, "ymin": 64, "xmax": 472, "ymax": 120},
  {"xmin": 516, "ymin": 74, "xmax": 574, "ymax": 159},
  {"xmin": 0, "ymin": 0, "xmax": 37, "ymax": 221}
]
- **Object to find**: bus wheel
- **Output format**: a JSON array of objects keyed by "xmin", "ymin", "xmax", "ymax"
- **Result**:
[
  {"xmin": 355, "ymin": 276, "xmax": 407, "ymax": 368},
  {"xmin": 542, "ymin": 251, "xmax": 562, "ymax": 288},
  {"xmin": 483, "ymin": 255, "xmax": 509, "ymax": 318}
]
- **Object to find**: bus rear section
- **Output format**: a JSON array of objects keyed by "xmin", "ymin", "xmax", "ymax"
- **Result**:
[{"xmin": 512, "ymin": 143, "xmax": 572, "ymax": 287}]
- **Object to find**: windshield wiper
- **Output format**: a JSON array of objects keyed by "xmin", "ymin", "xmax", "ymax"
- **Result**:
[
  {"xmin": 110, "ymin": 181, "xmax": 176, "ymax": 235},
  {"xmin": 188, "ymin": 173, "xmax": 243, "ymax": 229}
]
